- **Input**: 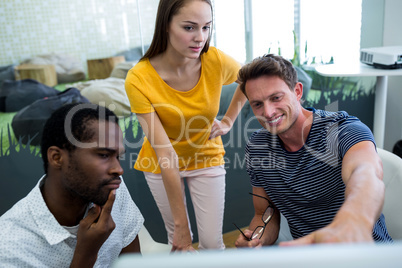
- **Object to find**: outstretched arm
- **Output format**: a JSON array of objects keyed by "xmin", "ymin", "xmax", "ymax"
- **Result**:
[
  {"xmin": 280, "ymin": 141, "xmax": 384, "ymax": 245},
  {"xmin": 136, "ymin": 112, "xmax": 195, "ymax": 252}
]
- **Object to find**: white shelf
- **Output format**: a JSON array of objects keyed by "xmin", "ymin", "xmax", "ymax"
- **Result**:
[{"xmin": 315, "ymin": 63, "xmax": 402, "ymax": 149}]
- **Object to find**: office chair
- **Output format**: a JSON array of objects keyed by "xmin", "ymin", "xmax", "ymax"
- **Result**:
[{"xmin": 378, "ymin": 148, "xmax": 402, "ymax": 240}]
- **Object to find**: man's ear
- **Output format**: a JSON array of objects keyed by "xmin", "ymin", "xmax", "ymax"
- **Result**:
[
  {"xmin": 47, "ymin": 146, "xmax": 64, "ymax": 169},
  {"xmin": 294, "ymin": 82, "xmax": 304, "ymax": 101}
]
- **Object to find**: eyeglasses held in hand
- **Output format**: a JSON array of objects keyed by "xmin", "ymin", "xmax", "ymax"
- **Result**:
[{"xmin": 233, "ymin": 192, "xmax": 275, "ymax": 241}]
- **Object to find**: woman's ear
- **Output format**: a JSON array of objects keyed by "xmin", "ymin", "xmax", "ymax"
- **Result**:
[{"xmin": 47, "ymin": 146, "xmax": 64, "ymax": 169}]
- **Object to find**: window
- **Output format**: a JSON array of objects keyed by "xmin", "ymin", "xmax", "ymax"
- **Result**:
[
  {"xmin": 251, "ymin": 0, "xmax": 294, "ymax": 62},
  {"xmin": 212, "ymin": 0, "xmax": 362, "ymax": 65},
  {"xmin": 299, "ymin": 0, "xmax": 362, "ymax": 65},
  {"xmin": 212, "ymin": 0, "xmax": 246, "ymax": 62}
]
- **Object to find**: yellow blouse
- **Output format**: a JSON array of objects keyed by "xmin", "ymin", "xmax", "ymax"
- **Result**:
[{"xmin": 125, "ymin": 47, "xmax": 241, "ymax": 173}]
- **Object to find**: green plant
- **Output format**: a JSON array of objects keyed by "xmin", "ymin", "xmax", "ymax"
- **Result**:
[
  {"xmin": 291, "ymin": 30, "xmax": 300, "ymax": 67},
  {"xmin": 267, "ymin": 30, "xmax": 372, "ymax": 108}
]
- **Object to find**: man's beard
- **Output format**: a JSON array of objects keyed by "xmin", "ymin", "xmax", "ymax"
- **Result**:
[{"xmin": 64, "ymin": 167, "xmax": 111, "ymax": 206}]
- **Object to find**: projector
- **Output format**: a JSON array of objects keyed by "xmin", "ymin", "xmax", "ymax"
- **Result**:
[{"xmin": 360, "ymin": 46, "xmax": 402, "ymax": 69}]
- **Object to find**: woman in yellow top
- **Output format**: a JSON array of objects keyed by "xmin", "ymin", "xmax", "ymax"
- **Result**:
[{"xmin": 125, "ymin": 0, "xmax": 247, "ymax": 251}]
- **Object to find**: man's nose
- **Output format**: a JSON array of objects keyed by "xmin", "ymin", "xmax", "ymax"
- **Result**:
[
  {"xmin": 110, "ymin": 159, "xmax": 124, "ymax": 176},
  {"xmin": 263, "ymin": 104, "xmax": 275, "ymax": 118}
]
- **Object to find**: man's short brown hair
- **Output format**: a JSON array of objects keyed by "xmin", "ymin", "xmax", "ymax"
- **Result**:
[{"xmin": 238, "ymin": 54, "xmax": 298, "ymax": 97}]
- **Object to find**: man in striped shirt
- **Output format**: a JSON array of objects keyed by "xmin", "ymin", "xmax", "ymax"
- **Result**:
[{"xmin": 234, "ymin": 54, "xmax": 392, "ymax": 248}]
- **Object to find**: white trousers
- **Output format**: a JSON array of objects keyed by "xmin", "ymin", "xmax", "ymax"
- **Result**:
[{"xmin": 143, "ymin": 165, "xmax": 226, "ymax": 250}]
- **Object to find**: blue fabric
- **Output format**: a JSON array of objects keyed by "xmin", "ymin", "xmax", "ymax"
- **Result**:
[
  {"xmin": 0, "ymin": 79, "xmax": 59, "ymax": 112},
  {"xmin": 245, "ymin": 108, "xmax": 392, "ymax": 242},
  {"xmin": 0, "ymin": 65, "xmax": 16, "ymax": 85},
  {"xmin": 11, "ymin": 87, "xmax": 90, "ymax": 145}
]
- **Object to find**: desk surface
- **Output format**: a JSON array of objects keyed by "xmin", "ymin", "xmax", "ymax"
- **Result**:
[
  {"xmin": 113, "ymin": 242, "xmax": 402, "ymax": 268},
  {"xmin": 315, "ymin": 62, "xmax": 402, "ymax": 150},
  {"xmin": 315, "ymin": 62, "xmax": 402, "ymax": 77}
]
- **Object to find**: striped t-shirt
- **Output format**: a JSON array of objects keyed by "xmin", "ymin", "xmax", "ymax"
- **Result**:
[{"xmin": 245, "ymin": 108, "xmax": 392, "ymax": 242}]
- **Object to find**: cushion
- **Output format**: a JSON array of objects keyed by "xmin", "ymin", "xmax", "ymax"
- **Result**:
[
  {"xmin": 0, "ymin": 79, "xmax": 59, "ymax": 112},
  {"xmin": 115, "ymin": 45, "xmax": 150, "ymax": 62},
  {"xmin": 378, "ymin": 148, "xmax": 402, "ymax": 240},
  {"xmin": 0, "ymin": 64, "xmax": 16, "ymax": 85},
  {"xmin": 67, "ymin": 77, "xmax": 131, "ymax": 117},
  {"xmin": 11, "ymin": 87, "xmax": 90, "ymax": 145},
  {"xmin": 110, "ymin": 61, "xmax": 137, "ymax": 79}
]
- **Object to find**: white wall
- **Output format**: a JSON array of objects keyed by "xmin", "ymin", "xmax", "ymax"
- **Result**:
[
  {"xmin": 0, "ymin": 0, "xmax": 159, "ymax": 71},
  {"xmin": 361, "ymin": 0, "xmax": 402, "ymax": 151},
  {"xmin": 361, "ymin": 0, "xmax": 384, "ymax": 49},
  {"xmin": 383, "ymin": 0, "xmax": 402, "ymax": 151}
]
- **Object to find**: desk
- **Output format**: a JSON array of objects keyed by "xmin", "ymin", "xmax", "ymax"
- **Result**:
[
  {"xmin": 113, "ymin": 242, "xmax": 402, "ymax": 268},
  {"xmin": 315, "ymin": 63, "xmax": 402, "ymax": 149}
]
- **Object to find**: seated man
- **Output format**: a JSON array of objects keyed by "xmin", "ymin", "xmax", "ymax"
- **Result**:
[
  {"xmin": 0, "ymin": 103, "xmax": 144, "ymax": 267},
  {"xmin": 235, "ymin": 54, "xmax": 392, "ymax": 247}
]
